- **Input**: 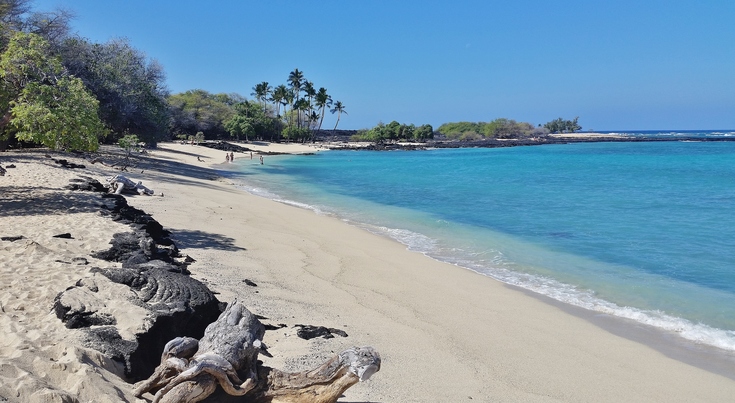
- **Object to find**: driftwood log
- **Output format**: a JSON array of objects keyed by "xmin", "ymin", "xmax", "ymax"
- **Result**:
[{"xmin": 134, "ymin": 300, "xmax": 381, "ymax": 403}]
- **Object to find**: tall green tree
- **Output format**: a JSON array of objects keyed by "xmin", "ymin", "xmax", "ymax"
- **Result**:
[
  {"xmin": 225, "ymin": 100, "xmax": 281, "ymax": 142},
  {"xmin": 314, "ymin": 87, "xmax": 331, "ymax": 131},
  {"xmin": 544, "ymin": 117, "xmax": 581, "ymax": 133},
  {"xmin": 58, "ymin": 37, "xmax": 169, "ymax": 144},
  {"xmin": 0, "ymin": 32, "xmax": 104, "ymax": 150},
  {"xmin": 293, "ymin": 98, "xmax": 310, "ymax": 129},
  {"xmin": 330, "ymin": 100, "xmax": 346, "ymax": 131},
  {"xmin": 270, "ymin": 84, "xmax": 288, "ymax": 118},
  {"xmin": 303, "ymin": 80, "xmax": 316, "ymax": 125},
  {"xmin": 287, "ymin": 68, "xmax": 303, "ymax": 127},
  {"xmin": 287, "ymin": 68, "xmax": 303, "ymax": 101},
  {"xmin": 251, "ymin": 81, "xmax": 271, "ymax": 115},
  {"xmin": 168, "ymin": 89, "xmax": 238, "ymax": 139},
  {"xmin": 414, "ymin": 124, "xmax": 434, "ymax": 141}
]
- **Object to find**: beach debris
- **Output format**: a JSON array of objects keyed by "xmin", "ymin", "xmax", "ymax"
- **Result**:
[
  {"xmin": 55, "ymin": 257, "xmax": 89, "ymax": 265},
  {"xmin": 263, "ymin": 323, "xmax": 287, "ymax": 331},
  {"xmin": 243, "ymin": 279, "xmax": 258, "ymax": 287},
  {"xmin": 66, "ymin": 176, "xmax": 107, "ymax": 192},
  {"xmin": 53, "ymin": 158, "xmax": 86, "ymax": 169},
  {"xmin": 295, "ymin": 324, "xmax": 348, "ymax": 340},
  {"xmin": 53, "ymin": 233, "xmax": 73, "ymax": 239},
  {"xmin": 134, "ymin": 300, "xmax": 380, "ymax": 403},
  {"xmin": 1, "ymin": 235, "xmax": 24, "ymax": 242},
  {"xmin": 0, "ymin": 164, "xmax": 14, "ymax": 176},
  {"xmin": 106, "ymin": 174, "xmax": 154, "ymax": 195}
]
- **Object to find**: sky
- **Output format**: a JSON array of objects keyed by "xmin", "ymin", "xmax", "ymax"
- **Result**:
[{"xmin": 31, "ymin": 0, "xmax": 735, "ymax": 131}]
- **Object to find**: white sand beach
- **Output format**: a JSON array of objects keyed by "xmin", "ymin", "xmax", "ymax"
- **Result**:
[{"xmin": 1, "ymin": 142, "xmax": 734, "ymax": 402}]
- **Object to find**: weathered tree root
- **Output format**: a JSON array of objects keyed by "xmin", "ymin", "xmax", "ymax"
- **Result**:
[
  {"xmin": 255, "ymin": 346, "xmax": 381, "ymax": 403},
  {"xmin": 134, "ymin": 300, "xmax": 380, "ymax": 403}
]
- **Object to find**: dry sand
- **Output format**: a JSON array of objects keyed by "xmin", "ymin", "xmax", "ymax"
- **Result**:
[{"xmin": 1, "ymin": 142, "xmax": 735, "ymax": 402}]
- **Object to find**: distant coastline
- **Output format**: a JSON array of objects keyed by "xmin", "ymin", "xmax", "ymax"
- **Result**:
[{"xmin": 308, "ymin": 130, "xmax": 735, "ymax": 152}]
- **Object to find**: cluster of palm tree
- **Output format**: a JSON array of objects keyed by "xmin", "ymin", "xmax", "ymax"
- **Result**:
[{"xmin": 250, "ymin": 69, "xmax": 347, "ymax": 133}]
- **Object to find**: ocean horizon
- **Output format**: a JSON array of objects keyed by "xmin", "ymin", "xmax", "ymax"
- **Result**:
[{"xmin": 227, "ymin": 132, "xmax": 735, "ymax": 353}]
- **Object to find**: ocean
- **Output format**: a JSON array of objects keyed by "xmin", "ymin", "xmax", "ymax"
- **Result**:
[{"xmin": 229, "ymin": 133, "xmax": 735, "ymax": 352}]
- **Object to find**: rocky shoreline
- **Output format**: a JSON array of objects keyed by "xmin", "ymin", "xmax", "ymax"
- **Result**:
[
  {"xmin": 191, "ymin": 134, "xmax": 735, "ymax": 155},
  {"xmin": 331, "ymin": 134, "xmax": 735, "ymax": 151},
  {"xmin": 52, "ymin": 175, "xmax": 353, "ymax": 384}
]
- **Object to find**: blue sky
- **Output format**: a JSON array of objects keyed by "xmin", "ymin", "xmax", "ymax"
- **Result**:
[{"xmin": 32, "ymin": 0, "xmax": 735, "ymax": 130}]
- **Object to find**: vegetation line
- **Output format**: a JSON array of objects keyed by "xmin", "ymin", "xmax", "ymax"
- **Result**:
[{"xmin": 0, "ymin": 0, "xmax": 582, "ymax": 152}]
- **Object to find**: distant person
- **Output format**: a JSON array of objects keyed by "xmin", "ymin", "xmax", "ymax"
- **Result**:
[
  {"xmin": 250, "ymin": 152, "xmax": 253, "ymax": 160},
  {"xmin": 260, "ymin": 155, "xmax": 264, "ymax": 165},
  {"xmin": 225, "ymin": 153, "xmax": 230, "ymax": 162},
  {"xmin": 230, "ymin": 152, "xmax": 235, "ymax": 161}
]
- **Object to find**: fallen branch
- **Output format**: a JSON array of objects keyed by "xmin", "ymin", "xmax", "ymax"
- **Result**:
[{"xmin": 134, "ymin": 300, "xmax": 380, "ymax": 403}]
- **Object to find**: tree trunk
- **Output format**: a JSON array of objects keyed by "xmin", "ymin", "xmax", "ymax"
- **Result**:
[{"xmin": 134, "ymin": 301, "xmax": 380, "ymax": 403}]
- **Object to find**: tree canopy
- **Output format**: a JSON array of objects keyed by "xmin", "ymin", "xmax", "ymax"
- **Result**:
[
  {"xmin": 58, "ymin": 37, "xmax": 169, "ymax": 144},
  {"xmin": 0, "ymin": 32, "xmax": 104, "ymax": 150},
  {"xmin": 224, "ymin": 99, "xmax": 282, "ymax": 142},
  {"xmin": 543, "ymin": 117, "xmax": 581, "ymax": 134},
  {"xmin": 352, "ymin": 120, "xmax": 433, "ymax": 143},
  {"xmin": 220, "ymin": 69, "xmax": 344, "ymax": 142},
  {"xmin": 437, "ymin": 119, "xmax": 548, "ymax": 140},
  {"xmin": 168, "ymin": 90, "xmax": 242, "ymax": 139},
  {"xmin": 0, "ymin": 0, "xmax": 169, "ymax": 149}
]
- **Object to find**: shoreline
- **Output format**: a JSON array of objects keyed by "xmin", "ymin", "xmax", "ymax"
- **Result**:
[
  {"xmin": 155, "ymin": 133, "xmax": 735, "ymax": 157},
  {"xmin": 147, "ymin": 143, "xmax": 735, "ymax": 393},
  {"xmin": 2, "ymin": 143, "xmax": 735, "ymax": 401},
  {"xmin": 226, "ymin": 140, "xmax": 735, "ymax": 357},
  {"xmin": 223, "ymin": 149, "xmax": 735, "ymax": 381}
]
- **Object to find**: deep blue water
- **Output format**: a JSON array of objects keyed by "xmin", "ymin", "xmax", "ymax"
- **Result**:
[{"xmin": 231, "ymin": 138, "xmax": 735, "ymax": 351}]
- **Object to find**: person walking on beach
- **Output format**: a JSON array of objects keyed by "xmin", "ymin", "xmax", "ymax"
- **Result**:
[
  {"xmin": 259, "ymin": 155, "xmax": 264, "ymax": 165},
  {"xmin": 225, "ymin": 153, "xmax": 230, "ymax": 162},
  {"xmin": 230, "ymin": 152, "xmax": 234, "ymax": 161}
]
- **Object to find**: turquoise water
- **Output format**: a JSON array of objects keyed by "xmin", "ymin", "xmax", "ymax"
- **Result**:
[{"xmin": 230, "ymin": 140, "xmax": 735, "ymax": 351}]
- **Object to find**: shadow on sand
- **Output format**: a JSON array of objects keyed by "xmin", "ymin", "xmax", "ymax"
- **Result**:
[
  {"xmin": 169, "ymin": 228, "xmax": 246, "ymax": 252},
  {"xmin": 0, "ymin": 185, "xmax": 102, "ymax": 217}
]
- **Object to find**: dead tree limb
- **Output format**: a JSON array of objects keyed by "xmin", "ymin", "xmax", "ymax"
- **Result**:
[{"xmin": 134, "ymin": 300, "xmax": 381, "ymax": 403}]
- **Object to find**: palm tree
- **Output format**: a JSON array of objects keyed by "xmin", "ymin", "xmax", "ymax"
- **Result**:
[
  {"xmin": 330, "ymin": 101, "xmax": 346, "ymax": 131},
  {"xmin": 283, "ymin": 92, "xmax": 294, "ymax": 127},
  {"xmin": 270, "ymin": 84, "xmax": 288, "ymax": 118},
  {"xmin": 287, "ymin": 69, "xmax": 304, "ymax": 127},
  {"xmin": 251, "ymin": 81, "xmax": 271, "ymax": 114},
  {"xmin": 287, "ymin": 69, "xmax": 304, "ymax": 102},
  {"xmin": 308, "ymin": 111, "xmax": 319, "ymax": 129},
  {"xmin": 294, "ymin": 98, "xmax": 310, "ymax": 129},
  {"xmin": 303, "ymin": 81, "xmax": 317, "ymax": 128},
  {"xmin": 303, "ymin": 81, "xmax": 315, "ymax": 107},
  {"xmin": 315, "ymin": 87, "xmax": 332, "ymax": 131}
]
